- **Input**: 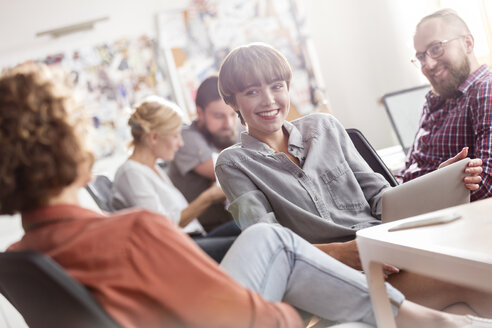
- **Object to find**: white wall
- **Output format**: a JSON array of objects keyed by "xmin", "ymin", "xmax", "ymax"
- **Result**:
[
  {"xmin": 304, "ymin": 0, "xmax": 438, "ymax": 148},
  {"xmin": 0, "ymin": 0, "xmax": 191, "ymax": 68},
  {"xmin": 0, "ymin": 0, "xmax": 441, "ymax": 149}
]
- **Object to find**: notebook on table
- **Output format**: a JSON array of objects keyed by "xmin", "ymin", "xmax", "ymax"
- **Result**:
[{"xmin": 381, "ymin": 158, "xmax": 470, "ymax": 223}]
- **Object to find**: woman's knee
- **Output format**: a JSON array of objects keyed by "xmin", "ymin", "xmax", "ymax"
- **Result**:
[
  {"xmin": 241, "ymin": 223, "xmax": 281, "ymax": 240},
  {"xmin": 237, "ymin": 223, "xmax": 295, "ymax": 250},
  {"xmin": 222, "ymin": 223, "xmax": 285, "ymax": 267}
]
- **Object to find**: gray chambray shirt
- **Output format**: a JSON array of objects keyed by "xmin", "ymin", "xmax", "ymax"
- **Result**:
[{"xmin": 215, "ymin": 113, "xmax": 391, "ymax": 244}]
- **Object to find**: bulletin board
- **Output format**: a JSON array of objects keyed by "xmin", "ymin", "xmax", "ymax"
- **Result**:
[
  {"xmin": 13, "ymin": 36, "xmax": 172, "ymax": 159},
  {"xmin": 156, "ymin": 0, "xmax": 326, "ymax": 119}
]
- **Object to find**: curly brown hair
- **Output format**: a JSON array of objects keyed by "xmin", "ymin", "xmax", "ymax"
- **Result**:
[{"xmin": 0, "ymin": 64, "xmax": 89, "ymax": 214}]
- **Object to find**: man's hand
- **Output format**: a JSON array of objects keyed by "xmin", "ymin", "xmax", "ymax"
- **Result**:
[
  {"xmin": 439, "ymin": 147, "xmax": 482, "ymax": 190},
  {"xmin": 315, "ymin": 240, "xmax": 399, "ymax": 277}
]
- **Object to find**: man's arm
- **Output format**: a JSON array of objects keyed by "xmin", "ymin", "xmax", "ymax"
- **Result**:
[
  {"xmin": 172, "ymin": 125, "xmax": 215, "ymax": 179},
  {"xmin": 193, "ymin": 158, "xmax": 216, "ymax": 180},
  {"xmin": 470, "ymin": 80, "xmax": 492, "ymax": 200}
]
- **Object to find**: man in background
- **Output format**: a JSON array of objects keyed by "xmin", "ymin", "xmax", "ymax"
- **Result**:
[
  {"xmin": 399, "ymin": 8, "xmax": 492, "ymax": 201},
  {"xmin": 169, "ymin": 75, "xmax": 240, "ymax": 232}
]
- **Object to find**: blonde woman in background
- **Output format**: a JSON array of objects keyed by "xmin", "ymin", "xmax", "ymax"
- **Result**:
[{"xmin": 111, "ymin": 97, "xmax": 240, "ymax": 241}]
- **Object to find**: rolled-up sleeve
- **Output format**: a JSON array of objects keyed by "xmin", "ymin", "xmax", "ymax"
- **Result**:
[{"xmin": 216, "ymin": 160, "xmax": 279, "ymax": 229}]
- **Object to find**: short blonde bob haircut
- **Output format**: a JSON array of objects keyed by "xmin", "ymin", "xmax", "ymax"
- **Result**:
[
  {"xmin": 218, "ymin": 43, "xmax": 292, "ymax": 121},
  {"xmin": 129, "ymin": 96, "xmax": 184, "ymax": 147}
]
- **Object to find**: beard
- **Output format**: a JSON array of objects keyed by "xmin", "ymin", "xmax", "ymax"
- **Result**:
[
  {"xmin": 428, "ymin": 54, "xmax": 471, "ymax": 99},
  {"xmin": 201, "ymin": 126, "xmax": 237, "ymax": 150}
]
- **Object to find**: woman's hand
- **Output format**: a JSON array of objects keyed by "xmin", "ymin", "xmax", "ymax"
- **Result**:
[
  {"xmin": 322, "ymin": 240, "xmax": 362, "ymax": 269},
  {"xmin": 438, "ymin": 147, "xmax": 482, "ymax": 191},
  {"xmin": 315, "ymin": 240, "xmax": 399, "ymax": 277}
]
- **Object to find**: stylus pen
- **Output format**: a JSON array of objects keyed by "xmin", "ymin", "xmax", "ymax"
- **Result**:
[{"xmin": 388, "ymin": 213, "xmax": 462, "ymax": 232}]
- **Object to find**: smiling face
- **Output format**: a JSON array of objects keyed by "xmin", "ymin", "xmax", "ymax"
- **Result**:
[
  {"xmin": 414, "ymin": 18, "xmax": 472, "ymax": 99},
  {"xmin": 218, "ymin": 44, "xmax": 293, "ymax": 142},
  {"xmin": 235, "ymin": 79, "xmax": 290, "ymax": 140}
]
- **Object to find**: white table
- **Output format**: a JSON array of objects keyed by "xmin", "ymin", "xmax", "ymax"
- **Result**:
[{"xmin": 356, "ymin": 198, "xmax": 492, "ymax": 328}]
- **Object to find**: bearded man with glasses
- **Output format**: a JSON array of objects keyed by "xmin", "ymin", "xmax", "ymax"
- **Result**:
[{"xmin": 398, "ymin": 8, "xmax": 492, "ymax": 200}]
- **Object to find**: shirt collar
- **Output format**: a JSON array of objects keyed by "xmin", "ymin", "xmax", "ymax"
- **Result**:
[
  {"xmin": 458, "ymin": 64, "xmax": 489, "ymax": 94},
  {"xmin": 240, "ymin": 121, "xmax": 304, "ymax": 154},
  {"xmin": 21, "ymin": 204, "xmax": 104, "ymax": 230},
  {"xmin": 284, "ymin": 120, "xmax": 304, "ymax": 149}
]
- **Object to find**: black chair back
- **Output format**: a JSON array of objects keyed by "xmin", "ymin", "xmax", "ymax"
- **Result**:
[
  {"xmin": 86, "ymin": 175, "xmax": 114, "ymax": 212},
  {"xmin": 346, "ymin": 128, "xmax": 399, "ymax": 187},
  {"xmin": 0, "ymin": 251, "xmax": 121, "ymax": 328}
]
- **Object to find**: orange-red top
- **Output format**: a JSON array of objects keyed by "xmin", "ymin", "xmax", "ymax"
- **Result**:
[{"xmin": 10, "ymin": 204, "xmax": 302, "ymax": 328}]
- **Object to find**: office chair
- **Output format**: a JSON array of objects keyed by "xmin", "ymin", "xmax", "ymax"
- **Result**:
[
  {"xmin": 346, "ymin": 129, "xmax": 399, "ymax": 187},
  {"xmin": 0, "ymin": 251, "xmax": 121, "ymax": 328},
  {"xmin": 86, "ymin": 175, "xmax": 114, "ymax": 212}
]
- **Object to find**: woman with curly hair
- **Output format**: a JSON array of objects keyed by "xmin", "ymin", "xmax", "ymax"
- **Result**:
[
  {"xmin": 0, "ymin": 64, "xmax": 93, "ymax": 215},
  {"xmin": 2, "ymin": 64, "xmax": 489, "ymax": 328}
]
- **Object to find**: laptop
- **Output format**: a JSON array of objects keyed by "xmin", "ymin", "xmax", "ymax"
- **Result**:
[
  {"xmin": 382, "ymin": 85, "xmax": 431, "ymax": 154},
  {"xmin": 381, "ymin": 158, "xmax": 470, "ymax": 223}
]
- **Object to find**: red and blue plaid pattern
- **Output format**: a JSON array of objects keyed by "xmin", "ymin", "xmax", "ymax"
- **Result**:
[{"xmin": 398, "ymin": 65, "xmax": 492, "ymax": 201}]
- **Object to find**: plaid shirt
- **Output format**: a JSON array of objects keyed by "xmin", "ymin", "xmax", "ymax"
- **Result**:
[{"xmin": 398, "ymin": 64, "xmax": 492, "ymax": 201}]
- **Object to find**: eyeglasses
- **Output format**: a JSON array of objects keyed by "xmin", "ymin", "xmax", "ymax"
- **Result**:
[{"xmin": 411, "ymin": 36, "xmax": 463, "ymax": 69}]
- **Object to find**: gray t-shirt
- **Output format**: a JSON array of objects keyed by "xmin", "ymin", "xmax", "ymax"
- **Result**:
[
  {"xmin": 168, "ymin": 120, "xmax": 234, "ymax": 232},
  {"xmin": 215, "ymin": 113, "xmax": 390, "ymax": 244}
]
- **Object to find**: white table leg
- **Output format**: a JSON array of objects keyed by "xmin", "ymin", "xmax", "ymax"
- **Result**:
[{"xmin": 363, "ymin": 260, "xmax": 397, "ymax": 328}]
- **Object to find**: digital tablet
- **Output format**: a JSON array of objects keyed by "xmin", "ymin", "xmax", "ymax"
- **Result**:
[{"xmin": 382, "ymin": 158, "xmax": 470, "ymax": 223}]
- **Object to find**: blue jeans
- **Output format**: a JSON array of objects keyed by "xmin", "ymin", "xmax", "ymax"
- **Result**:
[
  {"xmin": 220, "ymin": 223, "xmax": 404, "ymax": 325},
  {"xmin": 207, "ymin": 220, "xmax": 241, "ymax": 237},
  {"xmin": 192, "ymin": 236, "xmax": 236, "ymax": 263}
]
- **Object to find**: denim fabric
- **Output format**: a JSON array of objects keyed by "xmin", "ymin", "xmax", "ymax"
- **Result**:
[
  {"xmin": 221, "ymin": 223, "xmax": 404, "ymax": 325},
  {"xmin": 216, "ymin": 113, "xmax": 390, "ymax": 243}
]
